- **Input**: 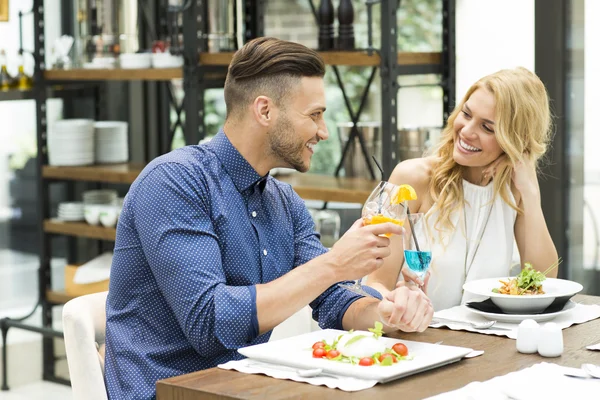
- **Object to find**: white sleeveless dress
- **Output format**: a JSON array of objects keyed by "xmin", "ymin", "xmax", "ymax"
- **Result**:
[{"xmin": 409, "ymin": 180, "xmax": 518, "ymax": 311}]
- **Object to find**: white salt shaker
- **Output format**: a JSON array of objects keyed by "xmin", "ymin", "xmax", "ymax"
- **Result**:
[
  {"xmin": 537, "ymin": 322, "xmax": 563, "ymax": 357},
  {"xmin": 516, "ymin": 319, "xmax": 539, "ymax": 354}
]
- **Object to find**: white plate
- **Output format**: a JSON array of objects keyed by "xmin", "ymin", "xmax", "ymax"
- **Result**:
[
  {"xmin": 466, "ymin": 300, "xmax": 577, "ymax": 323},
  {"xmin": 119, "ymin": 53, "xmax": 152, "ymax": 69},
  {"xmin": 238, "ymin": 329, "xmax": 473, "ymax": 383},
  {"xmin": 462, "ymin": 278, "xmax": 583, "ymax": 314}
]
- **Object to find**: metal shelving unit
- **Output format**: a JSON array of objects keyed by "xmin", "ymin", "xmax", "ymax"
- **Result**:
[
  {"xmin": 0, "ymin": 89, "xmax": 37, "ymax": 101},
  {"xmin": 0, "ymin": 0, "xmax": 455, "ymax": 390}
]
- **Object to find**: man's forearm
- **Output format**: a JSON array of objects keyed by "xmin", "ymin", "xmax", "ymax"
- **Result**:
[
  {"xmin": 255, "ymin": 253, "xmax": 338, "ymax": 334},
  {"xmin": 341, "ymin": 296, "xmax": 397, "ymax": 332}
]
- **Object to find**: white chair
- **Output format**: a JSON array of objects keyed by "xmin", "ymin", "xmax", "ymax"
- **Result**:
[
  {"xmin": 62, "ymin": 291, "xmax": 109, "ymax": 400},
  {"xmin": 269, "ymin": 305, "xmax": 321, "ymax": 342}
]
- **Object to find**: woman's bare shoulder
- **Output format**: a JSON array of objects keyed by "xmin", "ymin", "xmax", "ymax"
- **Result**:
[
  {"xmin": 388, "ymin": 157, "xmax": 435, "ymax": 212},
  {"xmin": 389, "ymin": 157, "xmax": 435, "ymax": 187}
]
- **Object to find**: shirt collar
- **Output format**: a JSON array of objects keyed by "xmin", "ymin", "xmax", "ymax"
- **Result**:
[{"xmin": 206, "ymin": 129, "xmax": 268, "ymax": 193}]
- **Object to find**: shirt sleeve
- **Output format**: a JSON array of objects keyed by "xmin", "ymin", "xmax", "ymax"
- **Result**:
[
  {"xmin": 284, "ymin": 186, "xmax": 383, "ymax": 330},
  {"xmin": 130, "ymin": 162, "xmax": 258, "ymax": 358}
]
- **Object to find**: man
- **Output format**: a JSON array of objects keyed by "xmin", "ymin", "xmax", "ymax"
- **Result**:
[{"xmin": 104, "ymin": 37, "xmax": 433, "ymax": 399}]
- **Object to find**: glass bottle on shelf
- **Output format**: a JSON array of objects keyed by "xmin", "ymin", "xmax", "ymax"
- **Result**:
[
  {"xmin": 14, "ymin": 52, "xmax": 33, "ymax": 90},
  {"xmin": 0, "ymin": 50, "xmax": 15, "ymax": 91}
]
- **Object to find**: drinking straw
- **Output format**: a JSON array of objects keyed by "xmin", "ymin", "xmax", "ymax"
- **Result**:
[{"xmin": 371, "ymin": 155, "xmax": 421, "ymax": 253}]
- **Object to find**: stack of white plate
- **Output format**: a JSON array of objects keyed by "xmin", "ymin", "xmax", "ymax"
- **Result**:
[
  {"xmin": 57, "ymin": 202, "xmax": 85, "ymax": 221},
  {"xmin": 94, "ymin": 121, "xmax": 129, "ymax": 164},
  {"xmin": 48, "ymin": 119, "xmax": 95, "ymax": 166}
]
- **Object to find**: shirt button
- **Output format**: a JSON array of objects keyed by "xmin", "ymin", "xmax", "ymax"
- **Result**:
[
  {"xmin": 251, "ymin": 211, "xmax": 257, "ymax": 218},
  {"xmin": 263, "ymin": 249, "xmax": 268, "ymax": 256}
]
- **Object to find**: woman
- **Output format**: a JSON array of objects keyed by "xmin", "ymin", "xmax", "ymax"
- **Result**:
[{"xmin": 365, "ymin": 67, "xmax": 559, "ymax": 311}]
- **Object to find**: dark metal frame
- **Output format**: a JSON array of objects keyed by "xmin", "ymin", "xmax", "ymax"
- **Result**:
[
  {"xmin": 333, "ymin": 66, "xmax": 379, "ymax": 180},
  {"xmin": 182, "ymin": 0, "xmax": 203, "ymax": 145},
  {"xmin": 534, "ymin": 0, "xmax": 592, "ymax": 289},
  {"xmin": 379, "ymin": 0, "xmax": 400, "ymax": 179},
  {"xmin": 244, "ymin": 0, "xmax": 265, "ymax": 42},
  {"xmin": 306, "ymin": 1, "xmax": 381, "ymax": 180},
  {"xmin": 35, "ymin": 0, "xmax": 57, "ymax": 385},
  {"xmin": 534, "ymin": 0, "xmax": 570, "ymax": 280},
  {"xmin": 442, "ymin": 0, "xmax": 456, "ymax": 122},
  {"xmin": 309, "ymin": 0, "xmax": 455, "ymax": 181}
]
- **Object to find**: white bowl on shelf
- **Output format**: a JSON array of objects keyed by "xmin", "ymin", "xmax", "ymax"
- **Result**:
[
  {"xmin": 84, "ymin": 206, "xmax": 101, "ymax": 226},
  {"xmin": 119, "ymin": 53, "xmax": 152, "ymax": 69},
  {"xmin": 462, "ymin": 277, "xmax": 583, "ymax": 314},
  {"xmin": 151, "ymin": 53, "xmax": 184, "ymax": 68},
  {"xmin": 83, "ymin": 56, "xmax": 116, "ymax": 69},
  {"xmin": 85, "ymin": 204, "xmax": 119, "ymax": 227},
  {"xmin": 99, "ymin": 207, "xmax": 119, "ymax": 228}
]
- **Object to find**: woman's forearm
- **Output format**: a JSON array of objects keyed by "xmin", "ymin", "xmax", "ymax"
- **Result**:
[{"xmin": 516, "ymin": 192, "xmax": 559, "ymax": 277}]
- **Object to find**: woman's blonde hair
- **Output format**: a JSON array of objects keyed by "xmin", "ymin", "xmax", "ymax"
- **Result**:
[{"xmin": 428, "ymin": 67, "xmax": 553, "ymax": 235}]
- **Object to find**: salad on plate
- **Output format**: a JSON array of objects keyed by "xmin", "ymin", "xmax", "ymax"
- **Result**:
[
  {"xmin": 310, "ymin": 322, "xmax": 413, "ymax": 367},
  {"xmin": 492, "ymin": 259, "xmax": 561, "ymax": 296}
]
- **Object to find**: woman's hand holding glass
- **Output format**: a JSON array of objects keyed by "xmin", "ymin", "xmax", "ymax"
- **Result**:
[{"xmin": 401, "ymin": 213, "xmax": 432, "ymax": 290}]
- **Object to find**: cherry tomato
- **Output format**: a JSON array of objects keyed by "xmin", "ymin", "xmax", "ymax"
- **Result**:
[
  {"xmin": 312, "ymin": 348, "xmax": 326, "ymax": 358},
  {"xmin": 312, "ymin": 341, "xmax": 326, "ymax": 350},
  {"xmin": 392, "ymin": 343, "xmax": 409, "ymax": 357},
  {"xmin": 359, "ymin": 357, "xmax": 374, "ymax": 366},
  {"xmin": 378, "ymin": 353, "xmax": 398, "ymax": 363},
  {"xmin": 326, "ymin": 349, "xmax": 340, "ymax": 359}
]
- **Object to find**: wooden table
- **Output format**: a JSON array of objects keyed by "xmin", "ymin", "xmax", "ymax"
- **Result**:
[{"xmin": 156, "ymin": 295, "xmax": 600, "ymax": 400}]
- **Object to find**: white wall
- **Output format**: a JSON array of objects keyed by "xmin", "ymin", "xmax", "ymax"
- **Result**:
[
  {"xmin": 397, "ymin": 0, "xmax": 535, "ymax": 133},
  {"xmin": 583, "ymin": 0, "xmax": 600, "ymax": 270},
  {"xmin": 455, "ymin": 0, "xmax": 535, "ymax": 100},
  {"xmin": 584, "ymin": 0, "xmax": 599, "ymax": 174}
]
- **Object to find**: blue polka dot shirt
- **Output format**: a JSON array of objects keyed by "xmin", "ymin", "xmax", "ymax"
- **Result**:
[{"xmin": 103, "ymin": 130, "xmax": 381, "ymax": 399}]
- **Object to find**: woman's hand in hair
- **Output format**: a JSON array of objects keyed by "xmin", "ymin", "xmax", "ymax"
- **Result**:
[{"xmin": 512, "ymin": 157, "xmax": 540, "ymax": 200}]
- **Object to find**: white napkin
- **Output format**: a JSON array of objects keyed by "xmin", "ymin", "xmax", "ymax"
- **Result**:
[
  {"xmin": 426, "ymin": 362, "xmax": 600, "ymax": 399},
  {"xmin": 430, "ymin": 303, "xmax": 600, "ymax": 339},
  {"xmin": 73, "ymin": 252, "xmax": 113, "ymax": 284},
  {"xmin": 218, "ymin": 359, "xmax": 378, "ymax": 392}
]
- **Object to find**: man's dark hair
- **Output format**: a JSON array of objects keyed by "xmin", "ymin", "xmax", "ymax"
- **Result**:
[{"xmin": 223, "ymin": 37, "xmax": 326, "ymax": 119}]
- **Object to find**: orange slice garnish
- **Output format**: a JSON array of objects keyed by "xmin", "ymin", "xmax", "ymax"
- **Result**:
[{"xmin": 391, "ymin": 184, "xmax": 417, "ymax": 204}]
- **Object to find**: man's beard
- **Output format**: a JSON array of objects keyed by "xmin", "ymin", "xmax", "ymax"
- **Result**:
[{"xmin": 267, "ymin": 115, "xmax": 311, "ymax": 173}]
